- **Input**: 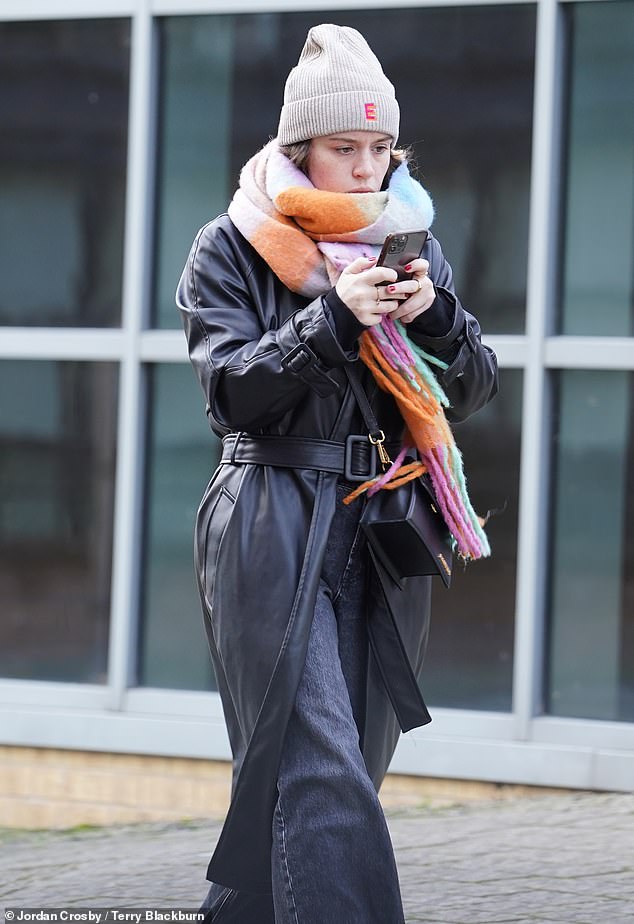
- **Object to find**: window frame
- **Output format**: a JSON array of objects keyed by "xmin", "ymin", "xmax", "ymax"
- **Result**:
[{"xmin": 2, "ymin": 0, "xmax": 634, "ymax": 792}]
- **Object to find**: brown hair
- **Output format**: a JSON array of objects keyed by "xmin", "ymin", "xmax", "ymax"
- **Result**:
[{"xmin": 278, "ymin": 140, "xmax": 412, "ymax": 186}]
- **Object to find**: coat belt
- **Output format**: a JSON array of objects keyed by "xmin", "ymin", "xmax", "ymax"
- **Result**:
[{"xmin": 221, "ymin": 432, "xmax": 402, "ymax": 483}]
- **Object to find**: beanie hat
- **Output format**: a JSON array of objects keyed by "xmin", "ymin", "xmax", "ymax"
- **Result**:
[{"xmin": 277, "ymin": 24, "xmax": 400, "ymax": 146}]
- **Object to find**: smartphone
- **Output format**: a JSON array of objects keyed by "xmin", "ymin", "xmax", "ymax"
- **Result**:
[{"xmin": 376, "ymin": 229, "xmax": 429, "ymax": 283}]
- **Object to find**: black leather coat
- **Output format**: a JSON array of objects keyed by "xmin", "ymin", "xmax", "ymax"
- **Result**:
[{"xmin": 176, "ymin": 215, "xmax": 498, "ymax": 896}]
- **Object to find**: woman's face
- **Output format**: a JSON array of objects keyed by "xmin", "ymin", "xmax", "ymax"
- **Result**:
[{"xmin": 306, "ymin": 131, "xmax": 392, "ymax": 194}]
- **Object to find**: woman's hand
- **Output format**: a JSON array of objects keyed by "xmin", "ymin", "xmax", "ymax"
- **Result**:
[
  {"xmin": 385, "ymin": 258, "xmax": 435, "ymax": 324},
  {"xmin": 335, "ymin": 256, "xmax": 400, "ymax": 327}
]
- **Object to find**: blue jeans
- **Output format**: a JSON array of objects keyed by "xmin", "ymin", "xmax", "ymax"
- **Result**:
[{"xmin": 201, "ymin": 482, "xmax": 405, "ymax": 923}]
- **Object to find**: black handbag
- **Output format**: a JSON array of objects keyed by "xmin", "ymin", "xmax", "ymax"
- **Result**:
[
  {"xmin": 361, "ymin": 473, "xmax": 453, "ymax": 588},
  {"xmin": 345, "ymin": 364, "xmax": 453, "ymax": 589}
]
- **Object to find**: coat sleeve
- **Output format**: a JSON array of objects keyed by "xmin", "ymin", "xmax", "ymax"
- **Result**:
[
  {"xmin": 407, "ymin": 234, "xmax": 499, "ymax": 423},
  {"xmin": 175, "ymin": 218, "xmax": 357, "ymax": 432}
]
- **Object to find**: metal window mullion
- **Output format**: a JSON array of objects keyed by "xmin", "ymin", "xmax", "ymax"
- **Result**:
[
  {"xmin": 511, "ymin": 0, "xmax": 563, "ymax": 740},
  {"xmin": 545, "ymin": 337, "xmax": 634, "ymax": 370},
  {"xmin": 0, "ymin": 329, "xmax": 127, "ymax": 360},
  {"xmin": 107, "ymin": 1, "xmax": 156, "ymax": 711}
]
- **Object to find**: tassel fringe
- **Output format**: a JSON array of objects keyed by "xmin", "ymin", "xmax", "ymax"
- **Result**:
[{"xmin": 351, "ymin": 319, "xmax": 491, "ymax": 562}]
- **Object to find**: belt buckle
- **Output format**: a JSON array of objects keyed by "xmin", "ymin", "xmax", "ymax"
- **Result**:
[{"xmin": 344, "ymin": 434, "xmax": 378, "ymax": 483}]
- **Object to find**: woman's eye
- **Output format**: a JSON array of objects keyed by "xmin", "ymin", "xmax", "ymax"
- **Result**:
[
  {"xmin": 373, "ymin": 145, "xmax": 390, "ymax": 155},
  {"xmin": 336, "ymin": 147, "xmax": 354, "ymax": 154}
]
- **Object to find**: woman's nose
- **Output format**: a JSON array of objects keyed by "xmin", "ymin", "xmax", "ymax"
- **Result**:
[{"xmin": 352, "ymin": 153, "xmax": 373, "ymax": 177}]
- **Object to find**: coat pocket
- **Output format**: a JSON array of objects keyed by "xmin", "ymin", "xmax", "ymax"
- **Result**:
[{"xmin": 199, "ymin": 484, "xmax": 236, "ymax": 614}]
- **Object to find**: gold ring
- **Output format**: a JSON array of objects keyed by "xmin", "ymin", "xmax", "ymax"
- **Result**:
[
  {"xmin": 375, "ymin": 287, "xmax": 381, "ymax": 304},
  {"xmin": 415, "ymin": 278, "xmax": 423, "ymax": 292}
]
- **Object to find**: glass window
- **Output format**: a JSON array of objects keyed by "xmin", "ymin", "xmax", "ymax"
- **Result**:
[
  {"xmin": 154, "ymin": 17, "xmax": 236, "ymax": 331},
  {"xmin": 547, "ymin": 371, "xmax": 634, "ymax": 722},
  {"xmin": 0, "ymin": 360, "xmax": 118, "ymax": 682},
  {"xmin": 425, "ymin": 370, "xmax": 522, "ymax": 712},
  {"xmin": 138, "ymin": 363, "xmax": 219, "ymax": 690},
  {"xmin": 559, "ymin": 2, "xmax": 634, "ymax": 335},
  {"xmin": 155, "ymin": 7, "xmax": 535, "ymax": 332},
  {"xmin": 0, "ymin": 19, "xmax": 130, "ymax": 327}
]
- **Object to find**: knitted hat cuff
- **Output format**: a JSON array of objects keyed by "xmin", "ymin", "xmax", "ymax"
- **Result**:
[{"xmin": 278, "ymin": 91, "xmax": 399, "ymax": 146}]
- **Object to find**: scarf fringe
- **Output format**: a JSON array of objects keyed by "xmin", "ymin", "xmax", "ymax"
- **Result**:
[{"xmin": 356, "ymin": 326, "xmax": 490, "ymax": 562}]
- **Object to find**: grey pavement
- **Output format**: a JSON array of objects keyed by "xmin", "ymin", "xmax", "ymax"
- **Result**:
[{"xmin": 1, "ymin": 792, "xmax": 633, "ymax": 923}]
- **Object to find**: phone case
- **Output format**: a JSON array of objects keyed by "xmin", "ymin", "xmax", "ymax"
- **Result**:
[{"xmin": 377, "ymin": 229, "xmax": 429, "ymax": 281}]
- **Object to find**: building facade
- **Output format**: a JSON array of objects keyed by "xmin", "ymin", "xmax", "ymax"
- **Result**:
[{"xmin": 1, "ymin": 0, "xmax": 633, "ymax": 794}]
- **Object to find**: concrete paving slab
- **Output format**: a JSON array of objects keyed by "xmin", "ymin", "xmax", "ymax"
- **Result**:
[{"xmin": 1, "ymin": 792, "xmax": 632, "ymax": 922}]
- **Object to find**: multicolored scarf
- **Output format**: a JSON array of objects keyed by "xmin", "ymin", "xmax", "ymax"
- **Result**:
[{"xmin": 229, "ymin": 140, "xmax": 490, "ymax": 561}]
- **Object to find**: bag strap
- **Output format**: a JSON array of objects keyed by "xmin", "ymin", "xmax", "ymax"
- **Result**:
[{"xmin": 344, "ymin": 362, "xmax": 392, "ymax": 469}]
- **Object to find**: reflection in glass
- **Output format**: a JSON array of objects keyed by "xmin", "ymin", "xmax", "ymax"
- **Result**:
[
  {"xmin": 0, "ymin": 361, "xmax": 118, "ymax": 682},
  {"xmin": 139, "ymin": 364, "xmax": 219, "ymax": 690},
  {"xmin": 547, "ymin": 371, "xmax": 634, "ymax": 721},
  {"xmin": 559, "ymin": 2, "xmax": 634, "ymax": 335},
  {"xmin": 425, "ymin": 370, "xmax": 522, "ymax": 711},
  {"xmin": 0, "ymin": 19, "xmax": 130, "ymax": 327},
  {"xmin": 155, "ymin": 7, "xmax": 535, "ymax": 332}
]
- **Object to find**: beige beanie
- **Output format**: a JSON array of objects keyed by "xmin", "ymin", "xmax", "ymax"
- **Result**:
[{"xmin": 277, "ymin": 24, "xmax": 400, "ymax": 146}]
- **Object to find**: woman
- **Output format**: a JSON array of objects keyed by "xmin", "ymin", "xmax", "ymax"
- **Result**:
[{"xmin": 177, "ymin": 23, "xmax": 497, "ymax": 924}]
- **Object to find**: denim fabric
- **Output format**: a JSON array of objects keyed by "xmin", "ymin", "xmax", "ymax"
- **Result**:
[{"xmin": 200, "ymin": 482, "xmax": 405, "ymax": 923}]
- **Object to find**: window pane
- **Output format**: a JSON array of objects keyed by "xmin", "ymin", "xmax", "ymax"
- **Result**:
[
  {"xmin": 155, "ymin": 7, "xmax": 535, "ymax": 332},
  {"xmin": 0, "ymin": 361, "xmax": 118, "ymax": 682},
  {"xmin": 547, "ymin": 371, "xmax": 634, "ymax": 721},
  {"xmin": 559, "ymin": 2, "xmax": 634, "ymax": 335},
  {"xmin": 154, "ymin": 17, "xmax": 236, "ymax": 330},
  {"xmin": 139, "ymin": 364, "xmax": 218, "ymax": 690},
  {"xmin": 425, "ymin": 370, "xmax": 522, "ymax": 711},
  {"xmin": 0, "ymin": 19, "xmax": 130, "ymax": 327}
]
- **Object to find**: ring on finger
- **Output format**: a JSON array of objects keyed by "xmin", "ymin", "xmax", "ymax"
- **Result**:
[
  {"xmin": 415, "ymin": 277, "xmax": 423, "ymax": 292},
  {"xmin": 375, "ymin": 287, "xmax": 381, "ymax": 304}
]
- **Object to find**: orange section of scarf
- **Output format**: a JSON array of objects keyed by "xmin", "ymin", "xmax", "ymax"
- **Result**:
[
  {"xmin": 275, "ymin": 186, "xmax": 383, "ymax": 238},
  {"xmin": 250, "ymin": 216, "xmax": 324, "ymax": 294},
  {"xmin": 359, "ymin": 333, "xmax": 453, "ymax": 454}
]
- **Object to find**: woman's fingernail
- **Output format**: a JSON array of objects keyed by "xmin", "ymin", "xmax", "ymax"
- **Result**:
[
  {"xmin": 367, "ymin": 256, "xmax": 377, "ymax": 262},
  {"xmin": 404, "ymin": 263, "xmax": 412, "ymax": 272},
  {"xmin": 388, "ymin": 285, "xmax": 396, "ymax": 292}
]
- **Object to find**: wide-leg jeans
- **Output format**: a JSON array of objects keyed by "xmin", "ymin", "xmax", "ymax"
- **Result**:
[{"xmin": 200, "ymin": 481, "xmax": 406, "ymax": 923}]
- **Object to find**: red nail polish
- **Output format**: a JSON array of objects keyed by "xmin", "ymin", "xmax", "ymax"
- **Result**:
[
  {"xmin": 388, "ymin": 285, "xmax": 396, "ymax": 292},
  {"xmin": 404, "ymin": 263, "xmax": 412, "ymax": 272}
]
